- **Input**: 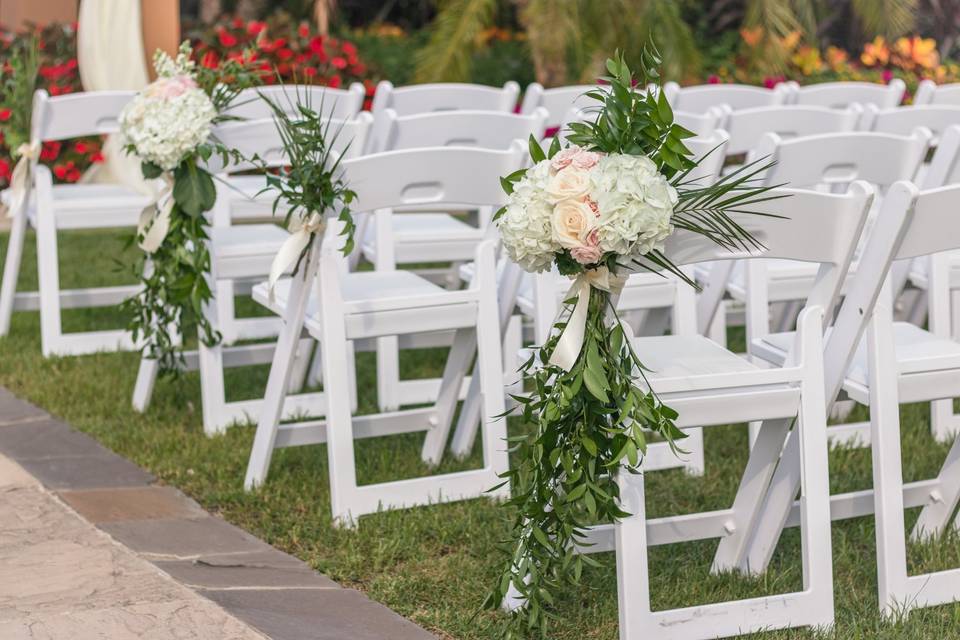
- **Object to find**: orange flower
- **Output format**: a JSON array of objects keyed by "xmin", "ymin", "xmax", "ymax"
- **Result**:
[
  {"xmin": 861, "ymin": 36, "xmax": 890, "ymax": 67},
  {"xmin": 780, "ymin": 31, "xmax": 801, "ymax": 52},
  {"xmin": 825, "ymin": 46, "xmax": 848, "ymax": 71},
  {"xmin": 740, "ymin": 26, "xmax": 763, "ymax": 48},
  {"xmin": 893, "ymin": 36, "xmax": 939, "ymax": 71}
]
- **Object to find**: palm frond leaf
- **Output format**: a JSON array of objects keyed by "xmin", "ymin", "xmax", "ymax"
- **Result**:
[{"xmin": 412, "ymin": 0, "xmax": 499, "ymax": 83}]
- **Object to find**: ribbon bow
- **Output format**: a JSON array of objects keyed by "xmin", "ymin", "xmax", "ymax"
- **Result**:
[
  {"xmin": 6, "ymin": 141, "xmax": 41, "ymax": 219},
  {"xmin": 268, "ymin": 212, "xmax": 326, "ymax": 295},
  {"xmin": 136, "ymin": 173, "xmax": 176, "ymax": 253},
  {"xmin": 548, "ymin": 266, "xmax": 627, "ymax": 372}
]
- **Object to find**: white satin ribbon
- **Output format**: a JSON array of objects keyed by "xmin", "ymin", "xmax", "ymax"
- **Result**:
[
  {"xmin": 268, "ymin": 212, "xmax": 326, "ymax": 295},
  {"xmin": 548, "ymin": 266, "xmax": 627, "ymax": 372},
  {"xmin": 6, "ymin": 141, "xmax": 41, "ymax": 219},
  {"xmin": 137, "ymin": 173, "xmax": 175, "ymax": 253}
]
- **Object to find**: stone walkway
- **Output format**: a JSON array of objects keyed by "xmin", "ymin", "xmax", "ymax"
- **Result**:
[{"xmin": 0, "ymin": 388, "xmax": 435, "ymax": 640}]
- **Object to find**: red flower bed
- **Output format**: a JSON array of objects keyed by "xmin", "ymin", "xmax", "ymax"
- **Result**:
[
  {"xmin": 190, "ymin": 15, "xmax": 376, "ymax": 108},
  {"xmin": 0, "ymin": 23, "xmax": 104, "ymax": 190},
  {"xmin": 0, "ymin": 17, "xmax": 378, "ymax": 192}
]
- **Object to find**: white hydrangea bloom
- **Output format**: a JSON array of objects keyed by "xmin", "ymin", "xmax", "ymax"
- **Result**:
[
  {"xmin": 589, "ymin": 153, "xmax": 676, "ymax": 257},
  {"xmin": 498, "ymin": 159, "xmax": 560, "ymax": 273},
  {"xmin": 119, "ymin": 45, "xmax": 215, "ymax": 171}
]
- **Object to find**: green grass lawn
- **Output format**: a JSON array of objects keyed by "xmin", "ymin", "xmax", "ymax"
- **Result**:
[{"xmin": 3, "ymin": 228, "xmax": 960, "ymax": 639}]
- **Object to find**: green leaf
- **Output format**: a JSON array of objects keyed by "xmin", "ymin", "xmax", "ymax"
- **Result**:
[
  {"xmin": 173, "ymin": 163, "xmax": 217, "ymax": 217},
  {"xmin": 583, "ymin": 366, "xmax": 609, "ymax": 403},
  {"xmin": 528, "ymin": 134, "xmax": 546, "ymax": 164}
]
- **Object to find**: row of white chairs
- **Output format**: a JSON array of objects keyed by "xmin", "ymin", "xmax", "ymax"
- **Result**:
[{"xmin": 7, "ymin": 80, "xmax": 960, "ymax": 639}]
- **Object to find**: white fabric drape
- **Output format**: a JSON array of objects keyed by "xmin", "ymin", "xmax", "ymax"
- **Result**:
[{"xmin": 77, "ymin": 0, "xmax": 151, "ymax": 191}]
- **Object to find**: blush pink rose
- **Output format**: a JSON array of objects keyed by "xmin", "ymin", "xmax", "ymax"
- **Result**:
[
  {"xmin": 570, "ymin": 229, "xmax": 603, "ymax": 264},
  {"xmin": 550, "ymin": 146, "xmax": 581, "ymax": 171},
  {"xmin": 571, "ymin": 150, "xmax": 600, "ymax": 170},
  {"xmin": 146, "ymin": 75, "xmax": 198, "ymax": 100},
  {"xmin": 586, "ymin": 198, "xmax": 600, "ymax": 217},
  {"xmin": 571, "ymin": 244, "xmax": 603, "ymax": 264}
]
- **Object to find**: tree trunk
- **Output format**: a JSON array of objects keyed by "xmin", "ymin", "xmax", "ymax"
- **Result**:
[
  {"xmin": 515, "ymin": 0, "xmax": 569, "ymax": 87},
  {"xmin": 314, "ymin": 0, "xmax": 336, "ymax": 36}
]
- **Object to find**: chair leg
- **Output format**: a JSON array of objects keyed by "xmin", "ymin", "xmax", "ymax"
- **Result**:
[
  {"xmin": 420, "ymin": 327, "xmax": 475, "ymax": 466},
  {"xmin": 244, "ymin": 249, "xmax": 319, "ymax": 491},
  {"xmin": 34, "ymin": 205, "xmax": 64, "ymax": 357},
  {"xmin": 615, "ymin": 471, "xmax": 654, "ymax": 639},
  {"xmin": 0, "ymin": 207, "xmax": 28, "ymax": 336},
  {"xmin": 865, "ymin": 317, "xmax": 911, "ymax": 616},
  {"xmin": 198, "ymin": 338, "xmax": 228, "ymax": 437},
  {"xmin": 710, "ymin": 416, "xmax": 793, "ymax": 573},
  {"xmin": 376, "ymin": 335, "xmax": 401, "ymax": 411},
  {"xmin": 305, "ymin": 340, "xmax": 323, "ymax": 388},
  {"xmin": 319, "ymin": 315, "xmax": 360, "ymax": 529},
  {"xmin": 132, "ymin": 357, "xmax": 159, "ymax": 413},
  {"xmin": 474, "ymin": 270, "xmax": 510, "ymax": 492}
]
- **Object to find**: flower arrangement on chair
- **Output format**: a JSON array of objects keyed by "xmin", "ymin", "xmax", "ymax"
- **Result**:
[
  {"xmin": 486, "ymin": 47, "xmax": 781, "ymax": 638},
  {"xmin": 119, "ymin": 42, "xmax": 260, "ymax": 373}
]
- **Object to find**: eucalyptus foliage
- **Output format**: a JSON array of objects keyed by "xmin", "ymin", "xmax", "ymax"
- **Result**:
[{"xmin": 485, "ymin": 47, "xmax": 782, "ymax": 639}]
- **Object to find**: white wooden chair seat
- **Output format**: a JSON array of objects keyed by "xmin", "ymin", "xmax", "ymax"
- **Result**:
[
  {"xmin": 256, "ymin": 270, "xmax": 476, "ymax": 331},
  {"xmin": 754, "ymin": 322, "xmax": 960, "ymax": 406},
  {"xmin": 28, "ymin": 184, "xmax": 149, "ymax": 229}
]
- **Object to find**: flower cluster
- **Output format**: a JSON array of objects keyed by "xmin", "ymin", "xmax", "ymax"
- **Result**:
[
  {"xmin": 190, "ymin": 15, "xmax": 375, "ymax": 105},
  {"xmin": 499, "ymin": 145, "xmax": 675, "ymax": 273},
  {"xmin": 119, "ymin": 47, "xmax": 216, "ymax": 171},
  {"xmin": 0, "ymin": 23, "xmax": 103, "ymax": 188},
  {"xmin": 713, "ymin": 29, "xmax": 960, "ymax": 100}
]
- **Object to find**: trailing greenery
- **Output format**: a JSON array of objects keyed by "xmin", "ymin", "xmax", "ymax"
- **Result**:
[
  {"xmin": 487, "ymin": 47, "xmax": 781, "ymax": 639},
  {"xmin": 121, "ymin": 52, "xmax": 261, "ymax": 375}
]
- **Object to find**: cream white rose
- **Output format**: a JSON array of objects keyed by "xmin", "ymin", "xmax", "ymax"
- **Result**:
[
  {"xmin": 546, "ymin": 167, "xmax": 591, "ymax": 203},
  {"xmin": 551, "ymin": 200, "xmax": 595, "ymax": 249}
]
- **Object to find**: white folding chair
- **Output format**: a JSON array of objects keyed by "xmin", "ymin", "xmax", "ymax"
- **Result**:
[
  {"xmin": 731, "ymin": 181, "xmax": 960, "ymax": 618},
  {"xmin": 724, "ymin": 104, "xmax": 862, "ymax": 157},
  {"xmin": 698, "ymin": 129, "xmax": 931, "ymax": 354},
  {"xmin": 663, "ymin": 81, "xmax": 791, "ymax": 113},
  {"xmin": 570, "ymin": 185, "xmax": 875, "ymax": 639},
  {"xmin": 360, "ymin": 108, "xmax": 547, "ymax": 412},
  {"xmin": 131, "ymin": 114, "xmax": 373, "ymax": 435},
  {"xmin": 222, "ymin": 84, "xmax": 365, "ymax": 222},
  {"xmin": 914, "ymin": 79, "xmax": 960, "ymax": 106},
  {"xmin": 788, "ymin": 79, "xmax": 905, "ymax": 109},
  {"xmin": 370, "ymin": 80, "xmax": 519, "ymax": 116},
  {"xmin": 904, "ymin": 126, "xmax": 960, "ymax": 440},
  {"xmin": 243, "ymin": 143, "xmax": 527, "ymax": 526},
  {"xmin": 0, "ymin": 89, "xmax": 147, "ymax": 356}
]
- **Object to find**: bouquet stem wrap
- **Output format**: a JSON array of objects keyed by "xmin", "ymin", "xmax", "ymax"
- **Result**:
[{"xmin": 549, "ymin": 266, "xmax": 626, "ymax": 371}]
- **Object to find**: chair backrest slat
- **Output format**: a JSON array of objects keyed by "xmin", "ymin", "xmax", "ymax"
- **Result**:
[
  {"xmin": 725, "ymin": 105, "xmax": 861, "ymax": 157},
  {"xmin": 339, "ymin": 143, "xmax": 527, "ymax": 215},
  {"xmin": 32, "ymin": 90, "xmax": 136, "ymax": 141},
  {"xmin": 224, "ymin": 84, "xmax": 365, "ymax": 121},
  {"xmin": 862, "ymin": 104, "xmax": 960, "ymax": 141},
  {"xmin": 754, "ymin": 129, "xmax": 931, "ymax": 190},
  {"xmin": 655, "ymin": 183, "xmax": 873, "ymax": 270},
  {"xmin": 371, "ymin": 81, "xmax": 519, "ymax": 115},
  {"xmin": 210, "ymin": 113, "xmax": 372, "ymax": 172},
  {"xmin": 663, "ymin": 81, "xmax": 790, "ymax": 113},
  {"xmin": 920, "ymin": 125, "xmax": 960, "ymax": 188},
  {"xmin": 791, "ymin": 80, "xmax": 905, "ymax": 109},
  {"xmin": 368, "ymin": 108, "xmax": 547, "ymax": 153},
  {"xmin": 915, "ymin": 79, "xmax": 960, "ymax": 106}
]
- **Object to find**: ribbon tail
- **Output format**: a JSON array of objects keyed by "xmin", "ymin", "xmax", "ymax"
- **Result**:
[
  {"xmin": 6, "ymin": 158, "xmax": 31, "ymax": 219},
  {"xmin": 268, "ymin": 229, "xmax": 311, "ymax": 297},
  {"xmin": 138, "ymin": 198, "xmax": 174, "ymax": 253},
  {"xmin": 548, "ymin": 278, "xmax": 592, "ymax": 372}
]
